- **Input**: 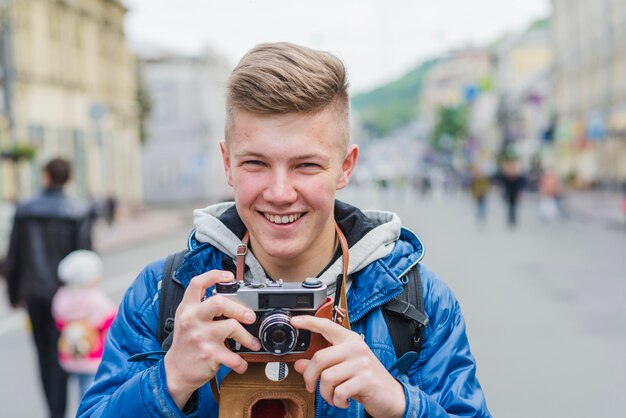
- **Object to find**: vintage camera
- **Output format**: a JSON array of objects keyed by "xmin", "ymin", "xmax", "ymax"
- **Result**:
[{"xmin": 214, "ymin": 278, "xmax": 327, "ymax": 356}]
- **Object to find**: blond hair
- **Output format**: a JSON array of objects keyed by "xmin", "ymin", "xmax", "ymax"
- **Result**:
[{"xmin": 225, "ymin": 42, "xmax": 350, "ymax": 149}]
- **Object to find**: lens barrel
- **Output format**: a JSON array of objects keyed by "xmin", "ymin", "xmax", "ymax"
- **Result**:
[{"xmin": 258, "ymin": 311, "xmax": 298, "ymax": 355}]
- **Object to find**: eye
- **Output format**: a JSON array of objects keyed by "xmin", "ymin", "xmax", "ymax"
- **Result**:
[
  {"xmin": 297, "ymin": 162, "xmax": 321, "ymax": 169},
  {"xmin": 242, "ymin": 160, "xmax": 266, "ymax": 167}
]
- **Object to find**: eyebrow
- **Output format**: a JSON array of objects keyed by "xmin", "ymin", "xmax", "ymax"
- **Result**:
[{"xmin": 234, "ymin": 151, "xmax": 327, "ymax": 161}]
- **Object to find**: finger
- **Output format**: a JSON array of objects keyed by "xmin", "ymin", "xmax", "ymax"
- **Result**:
[
  {"xmin": 318, "ymin": 362, "xmax": 357, "ymax": 407},
  {"xmin": 301, "ymin": 344, "xmax": 351, "ymax": 392},
  {"xmin": 332, "ymin": 377, "xmax": 363, "ymax": 409},
  {"xmin": 207, "ymin": 347, "xmax": 248, "ymax": 376},
  {"xmin": 180, "ymin": 270, "xmax": 235, "ymax": 306},
  {"xmin": 291, "ymin": 315, "xmax": 352, "ymax": 346},
  {"xmin": 198, "ymin": 294, "xmax": 256, "ymax": 324},
  {"xmin": 209, "ymin": 318, "xmax": 261, "ymax": 352},
  {"xmin": 293, "ymin": 359, "xmax": 310, "ymax": 377}
]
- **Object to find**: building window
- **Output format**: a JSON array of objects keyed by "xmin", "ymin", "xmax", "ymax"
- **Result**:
[
  {"xmin": 152, "ymin": 81, "xmax": 178, "ymax": 123},
  {"xmin": 27, "ymin": 124, "xmax": 45, "ymax": 149}
]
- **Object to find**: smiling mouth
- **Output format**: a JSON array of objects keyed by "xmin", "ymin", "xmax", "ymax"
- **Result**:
[{"xmin": 263, "ymin": 212, "xmax": 303, "ymax": 225}]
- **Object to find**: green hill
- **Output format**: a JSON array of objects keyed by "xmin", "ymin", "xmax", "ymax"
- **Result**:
[{"xmin": 351, "ymin": 58, "xmax": 437, "ymax": 137}]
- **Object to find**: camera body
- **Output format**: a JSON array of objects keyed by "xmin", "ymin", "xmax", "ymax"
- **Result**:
[{"xmin": 214, "ymin": 278, "xmax": 327, "ymax": 356}]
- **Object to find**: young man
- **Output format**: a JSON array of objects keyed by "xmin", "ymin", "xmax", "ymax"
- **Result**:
[
  {"xmin": 7, "ymin": 158, "xmax": 93, "ymax": 418},
  {"xmin": 79, "ymin": 42, "xmax": 490, "ymax": 417}
]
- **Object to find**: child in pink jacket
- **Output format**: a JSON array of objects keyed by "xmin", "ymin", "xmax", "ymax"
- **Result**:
[{"xmin": 52, "ymin": 250, "xmax": 117, "ymax": 398}]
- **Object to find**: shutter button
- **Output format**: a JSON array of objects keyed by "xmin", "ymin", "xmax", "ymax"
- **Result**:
[
  {"xmin": 302, "ymin": 277, "xmax": 323, "ymax": 288},
  {"xmin": 215, "ymin": 281, "xmax": 239, "ymax": 293}
]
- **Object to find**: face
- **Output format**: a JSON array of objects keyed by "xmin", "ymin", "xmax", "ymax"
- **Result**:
[{"xmin": 221, "ymin": 108, "xmax": 358, "ymax": 272}]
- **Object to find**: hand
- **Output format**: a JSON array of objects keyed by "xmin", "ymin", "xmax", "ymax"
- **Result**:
[
  {"xmin": 163, "ymin": 270, "xmax": 261, "ymax": 409},
  {"xmin": 292, "ymin": 316, "xmax": 406, "ymax": 418},
  {"xmin": 11, "ymin": 302, "xmax": 24, "ymax": 310}
]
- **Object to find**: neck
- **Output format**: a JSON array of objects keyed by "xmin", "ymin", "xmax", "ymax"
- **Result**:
[{"xmin": 252, "ymin": 224, "xmax": 338, "ymax": 282}]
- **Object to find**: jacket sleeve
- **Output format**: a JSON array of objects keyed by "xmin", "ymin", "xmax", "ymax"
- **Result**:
[
  {"xmin": 400, "ymin": 266, "xmax": 491, "ymax": 418},
  {"xmin": 5, "ymin": 215, "xmax": 22, "ymax": 306},
  {"xmin": 75, "ymin": 210, "xmax": 93, "ymax": 250},
  {"xmin": 77, "ymin": 260, "xmax": 204, "ymax": 417}
]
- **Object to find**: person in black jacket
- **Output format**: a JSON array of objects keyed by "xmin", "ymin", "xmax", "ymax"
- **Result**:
[
  {"xmin": 5, "ymin": 158, "xmax": 93, "ymax": 418},
  {"xmin": 496, "ymin": 158, "xmax": 526, "ymax": 227}
]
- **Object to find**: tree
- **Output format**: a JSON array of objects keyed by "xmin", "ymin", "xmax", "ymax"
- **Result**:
[
  {"xmin": 136, "ymin": 81, "xmax": 152, "ymax": 145},
  {"xmin": 0, "ymin": 143, "xmax": 36, "ymax": 199},
  {"xmin": 432, "ymin": 105, "xmax": 469, "ymax": 151},
  {"xmin": 0, "ymin": 144, "xmax": 36, "ymax": 162}
]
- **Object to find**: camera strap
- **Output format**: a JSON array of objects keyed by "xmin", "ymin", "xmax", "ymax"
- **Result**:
[
  {"xmin": 236, "ymin": 232, "xmax": 248, "ymax": 282},
  {"xmin": 332, "ymin": 222, "xmax": 350, "ymax": 328},
  {"xmin": 213, "ymin": 223, "xmax": 350, "ymax": 417}
]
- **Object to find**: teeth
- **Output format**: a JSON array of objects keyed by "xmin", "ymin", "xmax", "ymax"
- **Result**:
[{"xmin": 264, "ymin": 213, "xmax": 302, "ymax": 225}]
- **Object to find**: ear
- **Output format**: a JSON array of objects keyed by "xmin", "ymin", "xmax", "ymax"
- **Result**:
[
  {"xmin": 337, "ymin": 144, "xmax": 359, "ymax": 190},
  {"xmin": 220, "ymin": 141, "xmax": 234, "ymax": 187}
]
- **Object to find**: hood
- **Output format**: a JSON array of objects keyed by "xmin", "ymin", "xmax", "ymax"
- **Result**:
[{"xmin": 192, "ymin": 200, "xmax": 424, "ymax": 295}]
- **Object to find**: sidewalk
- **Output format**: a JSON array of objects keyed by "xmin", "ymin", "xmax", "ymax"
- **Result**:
[
  {"xmin": 90, "ymin": 188, "xmax": 626, "ymax": 254},
  {"xmin": 93, "ymin": 203, "xmax": 200, "ymax": 254},
  {"xmin": 564, "ymin": 189, "xmax": 625, "ymax": 230}
]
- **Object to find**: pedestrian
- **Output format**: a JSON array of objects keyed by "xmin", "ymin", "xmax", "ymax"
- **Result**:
[
  {"xmin": 420, "ymin": 172, "xmax": 433, "ymax": 197},
  {"xmin": 5, "ymin": 157, "xmax": 93, "ymax": 418},
  {"xmin": 622, "ymin": 182, "xmax": 626, "ymax": 232},
  {"xmin": 104, "ymin": 193, "xmax": 117, "ymax": 227},
  {"xmin": 79, "ymin": 42, "xmax": 490, "ymax": 417},
  {"xmin": 469, "ymin": 165, "xmax": 491, "ymax": 224},
  {"xmin": 52, "ymin": 250, "xmax": 117, "ymax": 401},
  {"xmin": 497, "ymin": 158, "xmax": 525, "ymax": 227},
  {"xmin": 538, "ymin": 168, "xmax": 561, "ymax": 222}
]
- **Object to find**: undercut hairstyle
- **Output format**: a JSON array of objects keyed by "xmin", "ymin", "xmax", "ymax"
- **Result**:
[
  {"xmin": 225, "ymin": 42, "xmax": 350, "ymax": 150},
  {"xmin": 44, "ymin": 158, "xmax": 71, "ymax": 186}
]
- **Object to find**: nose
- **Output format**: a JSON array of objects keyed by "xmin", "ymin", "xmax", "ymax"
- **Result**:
[{"xmin": 263, "ymin": 168, "xmax": 298, "ymax": 205}]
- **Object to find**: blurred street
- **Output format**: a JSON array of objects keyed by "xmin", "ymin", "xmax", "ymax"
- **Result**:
[
  {"xmin": 1, "ymin": 1, "xmax": 625, "ymax": 417},
  {"xmin": 0, "ymin": 185, "xmax": 624, "ymax": 417}
]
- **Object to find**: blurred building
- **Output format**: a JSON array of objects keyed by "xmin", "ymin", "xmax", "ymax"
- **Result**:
[
  {"xmin": 494, "ymin": 21, "xmax": 552, "ymax": 171},
  {"xmin": 552, "ymin": 0, "xmax": 626, "ymax": 186},
  {"xmin": 140, "ymin": 49, "xmax": 231, "ymax": 204},
  {"xmin": 0, "ymin": 0, "xmax": 141, "ymax": 203},
  {"xmin": 419, "ymin": 48, "xmax": 497, "ymax": 167}
]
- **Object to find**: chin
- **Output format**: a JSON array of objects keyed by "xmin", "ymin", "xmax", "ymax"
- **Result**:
[{"xmin": 262, "ymin": 241, "xmax": 303, "ymax": 260}]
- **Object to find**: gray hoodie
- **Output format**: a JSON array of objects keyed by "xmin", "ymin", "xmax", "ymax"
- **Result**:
[{"xmin": 193, "ymin": 201, "xmax": 403, "ymax": 296}]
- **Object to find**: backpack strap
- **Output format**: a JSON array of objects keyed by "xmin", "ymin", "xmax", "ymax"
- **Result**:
[
  {"xmin": 157, "ymin": 250, "xmax": 188, "ymax": 351},
  {"xmin": 382, "ymin": 263, "xmax": 429, "ymax": 359}
]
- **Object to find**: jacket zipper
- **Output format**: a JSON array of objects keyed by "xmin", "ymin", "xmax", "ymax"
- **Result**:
[{"xmin": 316, "ymin": 382, "xmax": 322, "ymax": 417}]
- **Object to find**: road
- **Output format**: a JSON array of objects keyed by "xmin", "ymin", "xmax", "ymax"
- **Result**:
[
  {"xmin": 0, "ymin": 225, "xmax": 191, "ymax": 418},
  {"xmin": 0, "ymin": 185, "xmax": 624, "ymax": 417}
]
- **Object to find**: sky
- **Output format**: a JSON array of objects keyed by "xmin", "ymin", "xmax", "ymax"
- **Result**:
[{"xmin": 124, "ymin": 0, "xmax": 550, "ymax": 94}]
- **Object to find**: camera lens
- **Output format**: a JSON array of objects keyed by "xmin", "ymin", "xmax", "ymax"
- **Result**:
[
  {"xmin": 258, "ymin": 311, "xmax": 298, "ymax": 355},
  {"xmin": 269, "ymin": 328, "xmax": 287, "ymax": 344}
]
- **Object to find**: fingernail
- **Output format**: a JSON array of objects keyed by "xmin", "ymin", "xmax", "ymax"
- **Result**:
[
  {"xmin": 251, "ymin": 338, "xmax": 261, "ymax": 350},
  {"xmin": 244, "ymin": 311, "xmax": 255, "ymax": 322},
  {"xmin": 291, "ymin": 316, "xmax": 302, "ymax": 324},
  {"xmin": 222, "ymin": 271, "xmax": 234, "ymax": 279}
]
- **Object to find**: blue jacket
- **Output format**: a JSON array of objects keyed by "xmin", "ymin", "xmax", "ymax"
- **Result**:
[{"xmin": 79, "ymin": 204, "xmax": 490, "ymax": 417}]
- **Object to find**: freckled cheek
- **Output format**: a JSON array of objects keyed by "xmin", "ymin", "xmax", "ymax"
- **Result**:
[
  {"xmin": 296, "ymin": 179, "xmax": 335, "ymax": 205},
  {"xmin": 232, "ymin": 173, "xmax": 267, "ymax": 202}
]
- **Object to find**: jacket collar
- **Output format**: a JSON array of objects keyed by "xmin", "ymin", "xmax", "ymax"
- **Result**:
[
  {"xmin": 176, "ymin": 201, "xmax": 424, "ymax": 318},
  {"xmin": 43, "ymin": 186, "xmax": 64, "ymax": 196}
]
